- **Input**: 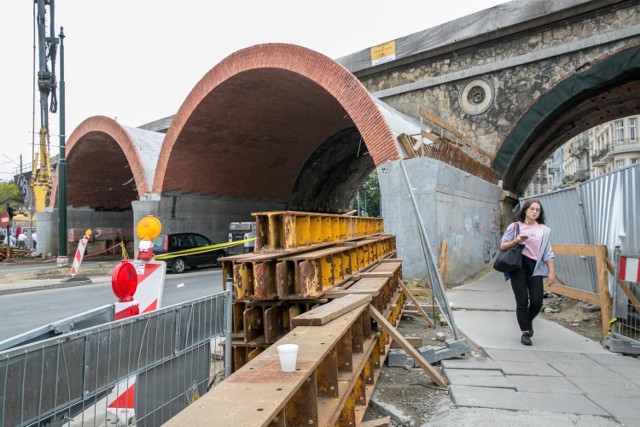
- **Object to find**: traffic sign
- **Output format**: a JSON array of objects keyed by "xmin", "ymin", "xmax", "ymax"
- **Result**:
[{"xmin": 1, "ymin": 212, "xmax": 9, "ymax": 228}]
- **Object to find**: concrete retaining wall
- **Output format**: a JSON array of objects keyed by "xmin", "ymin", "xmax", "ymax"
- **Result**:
[{"xmin": 378, "ymin": 158, "xmax": 500, "ymax": 284}]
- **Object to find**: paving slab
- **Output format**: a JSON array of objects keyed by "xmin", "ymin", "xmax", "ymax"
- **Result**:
[
  {"xmin": 506, "ymin": 375, "xmax": 583, "ymax": 394},
  {"xmin": 549, "ymin": 359, "xmax": 623, "ymax": 378},
  {"xmin": 587, "ymin": 394, "xmax": 640, "ymax": 422},
  {"xmin": 584, "ymin": 352, "xmax": 640, "ymax": 367},
  {"xmin": 484, "ymin": 348, "xmax": 545, "ymax": 363},
  {"xmin": 521, "ymin": 391, "xmax": 611, "ymax": 416},
  {"xmin": 447, "ymin": 289, "xmax": 514, "ymax": 311},
  {"xmin": 450, "ymin": 277, "xmax": 513, "ymax": 293},
  {"xmin": 568, "ymin": 376, "xmax": 640, "ymax": 398},
  {"xmin": 443, "ymin": 368, "xmax": 504, "ymax": 377},
  {"xmin": 445, "ymin": 370, "xmax": 514, "ymax": 388},
  {"xmin": 449, "ymin": 385, "xmax": 528, "ymax": 410},
  {"xmin": 440, "ymin": 358, "xmax": 501, "ymax": 370},
  {"xmin": 602, "ymin": 363, "xmax": 640, "ymax": 385},
  {"xmin": 493, "ymin": 360, "xmax": 562, "ymax": 376},
  {"xmin": 452, "ymin": 310, "xmax": 609, "ymax": 353},
  {"xmin": 533, "ymin": 350, "xmax": 594, "ymax": 364},
  {"xmin": 421, "ymin": 407, "xmax": 622, "ymax": 427}
]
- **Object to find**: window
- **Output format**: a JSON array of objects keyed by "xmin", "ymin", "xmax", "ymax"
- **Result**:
[
  {"xmin": 631, "ymin": 158, "xmax": 638, "ymax": 164},
  {"xmin": 615, "ymin": 120, "xmax": 624, "ymax": 142},
  {"xmin": 630, "ymin": 118, "xmax": 636, "ymax": 141},
  {"xmin": 616, "ymin": 159, "xmax": 625, "ymax": 169}
]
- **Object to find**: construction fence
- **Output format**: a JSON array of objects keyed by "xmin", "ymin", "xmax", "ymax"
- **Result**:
[
  {"xmin": 0, "ymin": 290, "xmax": 232, "ymax": 427},
  {"xmin": 526, "ymin": 163, "xmax": 639, "ymax": 351}
]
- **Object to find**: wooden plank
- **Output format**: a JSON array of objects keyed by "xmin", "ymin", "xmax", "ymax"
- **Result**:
[
  {"xmin": 546, "ymin": 282, "xmax": 600, "ymax": 305},
  {"xmin": 552, "ymin": 243, "xmax": 599, "ymax": 257},
  {"xmin": 292, "ymin": 294, "xmax": 372, "ymax": 326},
  {"xmin": 391, "ymin": 335, "xmax": 422, "ymax": 348},
  {"xmin": 399, "ymin": 279, "xmax": 435, "ymax": 328},
  {"xmin": 438, "ymin": 241, "xmax": 448, "ymax": 289},
  {"xmin": 166, "ymin": 306, "xmax": 367, "ymax": 427},
  {"xmin": 419, "ymin": 106, "xmax": 493, "ymax": 159},
  {"xmin": 618, "ymin": 281, "xmax": 640, "ymax": 314},
  {"xmin": 595, "ymin": 245, "xmax": 612, "ymax": 337},
  {"xmin": 369, "ymin": 306, "xmax": 447, "ymax": 387}
]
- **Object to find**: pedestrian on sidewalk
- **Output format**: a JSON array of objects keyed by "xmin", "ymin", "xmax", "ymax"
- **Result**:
[{"xmin": 500, "ymin": 199, "xmax": 556, "ymax": 346}]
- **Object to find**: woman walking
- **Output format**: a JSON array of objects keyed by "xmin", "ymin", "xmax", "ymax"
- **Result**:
[{"xmin": 500, "ymin": 199, "xmax": 556, "ymax": 346}]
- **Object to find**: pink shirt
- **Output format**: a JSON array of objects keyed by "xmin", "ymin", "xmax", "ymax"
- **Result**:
[{"xmin": 518, "ymin": 221, "xmax": 544, "ymax": 260}]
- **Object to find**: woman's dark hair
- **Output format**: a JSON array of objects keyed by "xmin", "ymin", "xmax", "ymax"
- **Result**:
[{"xmin": 515, "ymin": 199, "xmax": 545, "ymax": 224}]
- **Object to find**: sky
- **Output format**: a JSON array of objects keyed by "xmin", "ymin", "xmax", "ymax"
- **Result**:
[{"xmin": 1, "ymin": 0, "xmax": 509, "ymax": 182}]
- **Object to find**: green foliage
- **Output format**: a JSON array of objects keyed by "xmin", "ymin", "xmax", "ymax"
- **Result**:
[
  {"xmin": 354, "ymin": 170, "xmax": 381, "ymax": 217},
  {"xmin": 0, "ymin": 181, "xmax": 23, "ymax": 211}
]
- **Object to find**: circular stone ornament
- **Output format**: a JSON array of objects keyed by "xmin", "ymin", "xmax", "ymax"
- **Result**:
[{"xmin": 459, "ymin": 78, "xmax": 495, "ymax": 115}]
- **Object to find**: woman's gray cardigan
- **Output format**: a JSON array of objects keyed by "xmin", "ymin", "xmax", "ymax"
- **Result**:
[{"xmin": 501, "ymin": 222, "xmax": 555, "ymax": 277}]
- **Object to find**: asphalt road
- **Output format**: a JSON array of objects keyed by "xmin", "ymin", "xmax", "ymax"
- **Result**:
[{"xmin": 0, "ymin": 267, "xmax": 225, "ymax": 341}]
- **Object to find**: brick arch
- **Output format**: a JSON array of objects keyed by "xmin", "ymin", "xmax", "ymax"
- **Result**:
[
  {"xmin": 50, "ymin": 116, "xmax": 152, "ymax": 209},
  {"xmin": 153, "ymin": 43, "xmax": 400, "ymax": 199},
  {"xmin": 494, "ymin": 44, "xmax": 640, "ymax": 194}
]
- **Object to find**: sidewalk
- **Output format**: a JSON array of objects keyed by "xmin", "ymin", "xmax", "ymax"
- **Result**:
[
  {"xmin": 0, "ymin": 260, "xmax": 118, "ymax": 296},
  {"xmin": 425, "ymin": 270, "xmax": 640, "ymax": 426}
]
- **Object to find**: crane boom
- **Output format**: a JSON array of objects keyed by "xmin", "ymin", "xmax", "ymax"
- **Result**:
[{"xmin": 30, "ymin": 0, "xmax": 58, "ymax": 213}]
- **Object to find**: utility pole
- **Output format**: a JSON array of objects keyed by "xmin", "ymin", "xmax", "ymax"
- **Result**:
[{"xmin": 57, "ymin": 27, "xmax": 68, "ymax": 266}]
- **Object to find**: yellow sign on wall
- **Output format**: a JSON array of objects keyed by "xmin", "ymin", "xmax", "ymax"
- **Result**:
[{"xmin": 371, "ymin": 41, "xmax": 396, "ymax": 66}]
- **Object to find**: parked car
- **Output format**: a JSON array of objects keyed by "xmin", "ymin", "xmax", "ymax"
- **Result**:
[{"xmin": 153, "ymin": 232, "xmax": 225, "ymax": 273}]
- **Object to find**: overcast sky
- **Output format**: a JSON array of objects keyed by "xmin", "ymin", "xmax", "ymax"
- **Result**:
[{"xmin": 1, "ymin": 0, "xmax": 508, "ymax": 182}]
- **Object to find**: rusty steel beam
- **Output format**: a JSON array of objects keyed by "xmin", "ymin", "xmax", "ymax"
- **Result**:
[
  {"xmin": 225, "ymin": 235, "xmax": 396, "ymax": 301},
  {"xmin": 254, "ymin": 211, "xmax": 385, "ymax": 252},
  {"xmin": 168, "ymin": 295, "xmax": 396, "ymax": 427}
]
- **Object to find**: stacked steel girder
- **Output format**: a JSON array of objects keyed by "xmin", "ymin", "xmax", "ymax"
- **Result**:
[{"xmin": 220, "ymin": 211, "xmax": 397, "ymax": 372}]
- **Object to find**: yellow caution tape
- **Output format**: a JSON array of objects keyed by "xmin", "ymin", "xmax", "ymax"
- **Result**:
[{"xmin": 153, "ymin": 237, "xmax": 256, "ymax": 260}]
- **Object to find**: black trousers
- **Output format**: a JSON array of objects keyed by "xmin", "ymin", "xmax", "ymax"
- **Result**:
[{"xmin": 510, "ymin": 255, "xmax": 544, "ymax": 332}]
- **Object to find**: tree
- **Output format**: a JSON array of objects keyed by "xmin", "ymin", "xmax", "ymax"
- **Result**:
[
  {"xmin": 0, "ymin": 181, "xmax": 23, "ymax": 212},
  {"xmin": 354, "ymin": 170, "xmax": 381, "ymax": 217}
]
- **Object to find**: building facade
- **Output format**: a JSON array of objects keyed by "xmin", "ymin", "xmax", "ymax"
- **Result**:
[{"xmin": 526, "ymin": 114, "xmax": 640, "ymax": 196}]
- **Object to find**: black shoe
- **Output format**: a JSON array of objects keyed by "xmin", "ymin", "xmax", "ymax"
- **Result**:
[{"xmin": 521, "ymin": 333, "xmax": 532, "ymax": 346}]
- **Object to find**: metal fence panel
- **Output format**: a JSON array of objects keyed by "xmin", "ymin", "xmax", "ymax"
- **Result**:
[
  {"xmin": 526, "ymin": 187, "xmax": 597, "ymax": 293},
  {"xmin": 0, "ymin": 291, "xmax": 231, "ymax": 427},
  {"xmin": 528, "ymin": 163, "xmax": 640, "ymax": 346}
]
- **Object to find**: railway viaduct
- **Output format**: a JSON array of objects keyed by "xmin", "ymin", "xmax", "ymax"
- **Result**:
[{"xmin": 40, "ymin": 0, "xmax": 639, "ymax": 281}]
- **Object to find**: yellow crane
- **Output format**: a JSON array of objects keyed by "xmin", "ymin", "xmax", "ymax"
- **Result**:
[
  {"xmin": 30, "ymin": 0, "xmax": 57, "ymax": 213},
  {"xmin": 31, "ymin": 127, "xmax": 52, "ymax": 212}
]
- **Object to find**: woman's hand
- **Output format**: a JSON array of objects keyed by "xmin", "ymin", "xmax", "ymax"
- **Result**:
[{"xmin": 546, "ymin": 271, "xmax": 556, "ymax": 287}]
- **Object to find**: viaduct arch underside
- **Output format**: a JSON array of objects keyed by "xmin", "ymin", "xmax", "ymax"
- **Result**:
[
  {"xmin": 496, "ymin": 45, "xmax": 640, "ymax": 194},
  {"xmin": 158, "ymin": 68, "xmax": 367, "ymax": 211}
]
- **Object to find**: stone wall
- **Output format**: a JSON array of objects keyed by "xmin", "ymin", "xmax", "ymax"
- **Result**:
[{"xmin": 358, "ymin": 4, "xmax": 640, "ymax": 162}]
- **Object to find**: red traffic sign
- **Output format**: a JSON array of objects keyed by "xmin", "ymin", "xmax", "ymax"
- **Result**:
[{"xmin": 1, "ymin": 212, "xmax": 9, "ymax": 228}]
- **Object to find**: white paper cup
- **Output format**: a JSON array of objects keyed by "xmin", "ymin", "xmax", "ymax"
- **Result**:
[{"xmin": 277, "ymin": 344, "xmax": 299, "ymax": 372}]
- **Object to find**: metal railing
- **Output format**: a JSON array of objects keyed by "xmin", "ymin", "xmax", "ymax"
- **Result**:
[
  {"xmin": 0, "ymin": 291, "xmax": 232, "ymax": 427},
  {"xmin": 605, "ymin": 249, "xmax": 640, "ymax": 354}
]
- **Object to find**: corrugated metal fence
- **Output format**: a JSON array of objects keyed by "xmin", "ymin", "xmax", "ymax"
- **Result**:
[{"xmin": 526, "ymin": 163, "xmax": 639, "ymax": 344}]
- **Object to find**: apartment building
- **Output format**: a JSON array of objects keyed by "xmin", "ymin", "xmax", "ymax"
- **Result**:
[{"xmin": 525, "ymin": 114, "xmax": 640, "ymax": 196}]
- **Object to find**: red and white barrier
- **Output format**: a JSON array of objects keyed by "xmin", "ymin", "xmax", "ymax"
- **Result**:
[
  {"xmin": 618, "ymin": 255, "xmax": 640, "ymax": 283},
  {"xmin": 70, "ymin": 234, "xmax": 91, "ymax": 277}
]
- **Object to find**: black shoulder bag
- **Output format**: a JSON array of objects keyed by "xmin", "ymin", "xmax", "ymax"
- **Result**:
[{"xmin": 493, "ymin": 223, "xmax": 524, "ymax": 273}]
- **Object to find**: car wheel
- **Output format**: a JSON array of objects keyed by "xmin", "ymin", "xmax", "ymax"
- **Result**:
[{"xmin": 171, "ymin": 257, "xmax": 186, "ymax": 274}]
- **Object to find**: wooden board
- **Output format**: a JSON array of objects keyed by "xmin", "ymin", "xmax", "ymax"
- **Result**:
[
  {"xmin": 292, "ymin": 294, "xmax": 372, "ymax": 326},
  {"xmin": 369, "ymin": 306, "xmax": 447, "ymax": 387},
  {"xmin": 165, "ymin": 305, "xmax": 368, "ymax": 427}
]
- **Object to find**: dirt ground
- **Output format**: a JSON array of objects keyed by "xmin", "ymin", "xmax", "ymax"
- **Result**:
[{"xmin": 362, "ymin": 279, "xmax": 606, "ymax": 426}]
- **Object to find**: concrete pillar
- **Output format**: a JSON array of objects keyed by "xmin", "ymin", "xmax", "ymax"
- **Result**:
[
  {"xmin": 132, "ymin": 198, "xmax": 162, "ymax": 257},
  {"xmin": 378, "ymin": 158, "xmax": 501, "ymax": 284}
]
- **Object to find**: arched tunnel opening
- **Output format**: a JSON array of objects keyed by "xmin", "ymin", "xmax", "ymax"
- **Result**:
[
  {"xmin": 288, "ymin": 127, "xmax": 376, "ymax": 214},
  {"xmin": 66, "ymin": 131, "xmax": 138, "ymax": 210}
]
